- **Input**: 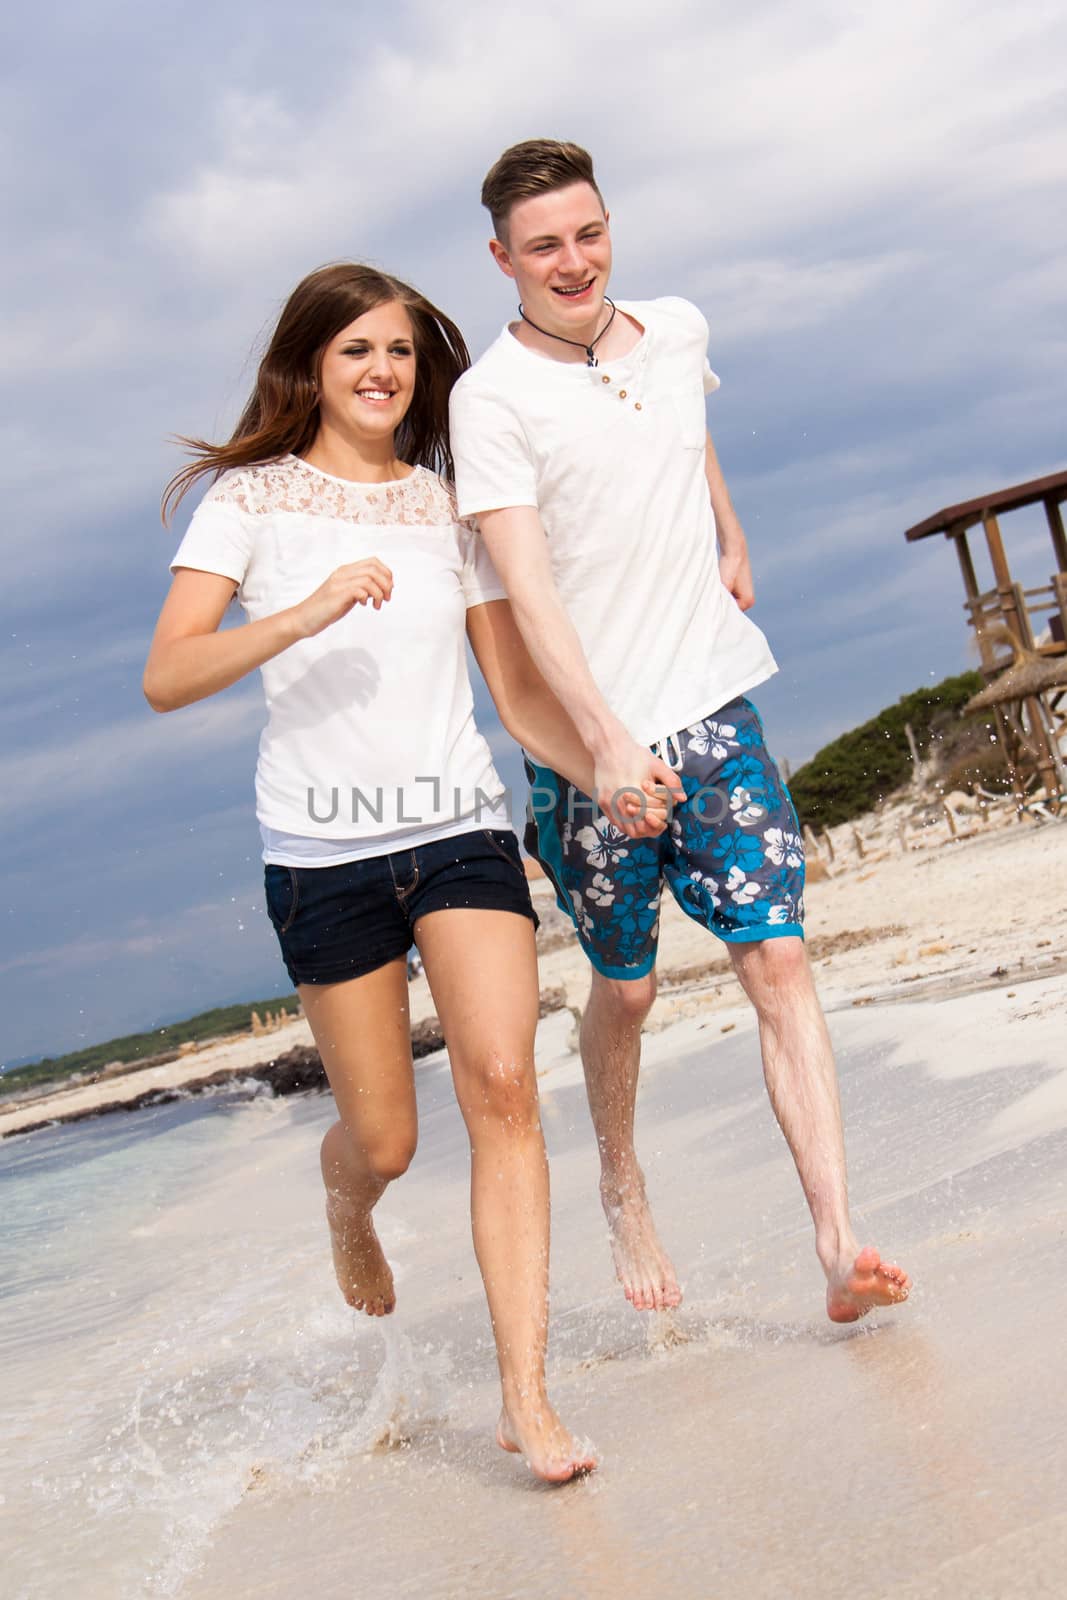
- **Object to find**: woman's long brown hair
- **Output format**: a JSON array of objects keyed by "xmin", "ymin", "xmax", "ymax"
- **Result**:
[{"xmin": 162, "ymin": 263, "xmax": 470, "ymax": 522}]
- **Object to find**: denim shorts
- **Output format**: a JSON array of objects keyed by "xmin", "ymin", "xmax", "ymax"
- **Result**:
[
  {"xmin": 524, "ymin": 697, "xmax": 805, "ymax": 980},
  {"xmin": 264, "ymin": 828, "xmax": 537, "ymax": 986}
]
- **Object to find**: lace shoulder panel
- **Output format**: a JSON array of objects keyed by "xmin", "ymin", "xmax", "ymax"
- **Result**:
[
  {"xmin": 200, "ymin": 467, "xmax": 260, "ymax": 516},
  {"xmin": 204, "ymin": 457, "xmax": 459, "ymax": 526}
]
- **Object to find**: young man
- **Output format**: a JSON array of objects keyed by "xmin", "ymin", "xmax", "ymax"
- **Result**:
[{"xmin": 449, "ymin": 139, "xmax": 910, "ymax": 1324}]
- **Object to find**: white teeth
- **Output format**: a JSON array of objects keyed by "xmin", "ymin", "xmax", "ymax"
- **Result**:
[
  {"xmin": 357, "ymin": 390, "xmax": 392, "ymax": 400},
  {"xmin": 553, "ymin": 281, "xmax": 593, "ymax": 296}
]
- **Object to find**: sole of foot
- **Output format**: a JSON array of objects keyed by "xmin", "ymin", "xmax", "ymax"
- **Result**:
[
  {"xmin": 827, "ymin": 1245, "xmax": 911, "ymax": 1323},
  {"xmin": 496, "ymin": 1411, "xmax": 598, "ymax": 1485}
]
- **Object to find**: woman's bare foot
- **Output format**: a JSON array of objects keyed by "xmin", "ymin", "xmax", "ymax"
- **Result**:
[
  {"xmin": 601, "ymin": 1173, "xmax": 682, "ymax": 1312},
  {"xmin": 496, "ymin": 1394, "xmax": 597, "ymax": 1484},
  {"xmin": 326, "ymin": 1194, "xmax": 395, "ymax": 1316},
  {"xmin": 826, "ymin": 1245, "xmax": 911, "ymax": 1323}
]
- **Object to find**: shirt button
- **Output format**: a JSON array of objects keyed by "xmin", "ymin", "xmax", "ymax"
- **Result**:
[
  {"xmin": 618, "ymin": 389, "xmax": 628, "ymax": 399},
  {"xmin": 601, "ymin": 374, "xmax": 611, "ymax": 384},
  {"xmin": 634, "ymin": 401, "xmax": 642, "ymax": 410}
]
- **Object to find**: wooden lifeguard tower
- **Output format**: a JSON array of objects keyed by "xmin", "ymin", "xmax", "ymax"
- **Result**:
[{"xmin": 905, "ymin": 469, "xmax": 1067, "ymax": 809}]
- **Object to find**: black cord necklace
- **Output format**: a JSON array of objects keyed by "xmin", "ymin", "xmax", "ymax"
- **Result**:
[{"xmin": 518, "ymin": 296, "xmax": 617, "ymax": 367}]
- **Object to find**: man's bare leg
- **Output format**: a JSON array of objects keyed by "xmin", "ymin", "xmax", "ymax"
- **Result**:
[
  {"xmin": 579, "ymin": 968, "xmax": 682, "ymax": 1312},
  {"xmin": 417, "ymin": 908, "xmax": 596, "ymax": 1484},
  {"xmin": 301, "ymin": 963, "xmax": 418, "ymax": 1317},
  {"xmin": 729, "ymin": 937, "xmax": 911, "ymax": 1321}
]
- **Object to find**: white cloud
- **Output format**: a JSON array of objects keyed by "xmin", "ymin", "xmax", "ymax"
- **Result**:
[
  {"xmin": 693, "ymin": 253, "xmax": 923, "ymax": 346},
  {"xmin": 1, "ymin": 690, "xmax": 264, "ymax": 823},
  {"xmin": 0, "ymin": 892, "xmax": 264, "ymax": 981},
  {"xmin": 3, "ymin": 0, "xmax": 1064, "ymax": 553},
  {"xmin": 3, "ymin": 0, "xmax": 1067, "ymax": 1056}
]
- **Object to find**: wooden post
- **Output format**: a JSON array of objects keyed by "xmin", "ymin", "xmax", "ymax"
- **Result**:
[
  {"xmin": 982, "ymin": 511, "xmax": 1013, "ymax": 591},
  {"xmin": 1045, "ymin": 495, "xmax": 1067, "ymax": 575},
  {"xmin": 1021, "ymin": 694, "xmax": 1063, "ymax": 798},
  {"xmin": 820, "ymin": 828, "xmax": 835, "ymax": 862},
  {"xmin": 953, "ymin": 526, "xmax": 981, "ymax": 601},
  {"xmin": 1052, "ymin": 571, "xmax": 1067, "ymax": 649},
  {"xmin": 904, "ymin": 720, "xmax": 921, "ymax": 785},
  {"xmin": 1009, "ymin": 580, "xmax": 1037, "ymax": 649},
  {"xmin": 994, "ymin": 704, "xmax": 1025, "ymax": 813},
  {"xmin": 851, "ymin": 826, "xmax": 866, "ymax": 859},
  {"xmin": 981, "ymin": 514, "xmax": 1035, "ymax": 649}
]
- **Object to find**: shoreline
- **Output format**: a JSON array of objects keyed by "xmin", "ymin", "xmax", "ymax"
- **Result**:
[{"xmin": 4, "ymin": 807, "xmax": 1065, "ymax": 1141}]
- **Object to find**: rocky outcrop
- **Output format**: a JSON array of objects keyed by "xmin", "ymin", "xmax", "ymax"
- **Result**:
[{"xmin": 6, "ymin": 1018, "xmax": 452, "ymax": 1137}]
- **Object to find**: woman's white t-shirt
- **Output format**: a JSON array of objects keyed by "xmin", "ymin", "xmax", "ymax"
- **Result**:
[{"xmin": 169, "ymin": 455, "xmax": 509, "ymax": 863}]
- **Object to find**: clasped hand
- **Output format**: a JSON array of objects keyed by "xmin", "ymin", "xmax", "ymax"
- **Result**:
[{"xmin": 293, "ymin": 560, "xmax": 394, "ymax": 637}]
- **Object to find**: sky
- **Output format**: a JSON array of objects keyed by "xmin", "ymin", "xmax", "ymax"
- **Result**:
[{"xmin": 2, "ymin": 0, "xmax": 1065, "ymax": 1065}]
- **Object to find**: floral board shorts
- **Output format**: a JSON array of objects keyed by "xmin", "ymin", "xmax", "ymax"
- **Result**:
[{"xmin": 524, "ymin": 697, "xmax": 805, "ymax": 980}]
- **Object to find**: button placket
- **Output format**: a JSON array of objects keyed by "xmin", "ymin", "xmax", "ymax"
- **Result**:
[{"xmin": 595, "ymin": 351, "xmax": 646, "ymax": 412}]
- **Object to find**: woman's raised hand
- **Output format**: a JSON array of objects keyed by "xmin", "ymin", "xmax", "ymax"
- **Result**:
[{"xmin": 294, "ymin": 560, "xmax": 394, "ymax": 637}]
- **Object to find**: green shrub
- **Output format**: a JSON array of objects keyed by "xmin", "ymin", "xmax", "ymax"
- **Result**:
[
  {"xmin": 2, "ymin": 994, "xmax": 302, "ymax": 1098},
  {"xmin": 787, "ymin": 671, "xmax": 1004, "ymax": 828}
]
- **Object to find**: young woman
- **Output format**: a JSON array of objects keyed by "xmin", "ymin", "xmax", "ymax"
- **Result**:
[{"xmin": 146, "ymin": 263, "xmax": 665, "ymax": 1483}]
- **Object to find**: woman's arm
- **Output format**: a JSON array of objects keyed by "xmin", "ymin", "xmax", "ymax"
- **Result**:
[
  {"xmin": 144, "ymin": 559, "xmax": 393, "ymax": 712},
  {"xmin": 466, "ymin": 600, "xmax": 669, "ymax": 828}
]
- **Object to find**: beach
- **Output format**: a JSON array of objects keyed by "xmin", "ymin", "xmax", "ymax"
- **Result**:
[
  {"xmin": 4, "ymin": 797, "xmax": 1066, "ymax": 1140},
  {"xmin": 3, "ymin": 812, "xmax": 1066, "ymax": 1598}
]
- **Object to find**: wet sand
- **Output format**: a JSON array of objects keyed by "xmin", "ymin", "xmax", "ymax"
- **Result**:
[
  {"xmin": 171, "ymin": 972, "xmax": 1067, "ymax": 1600},
  {"xmin": 5, "ymin": 819, "xmax": 1066, "ymax": 1598}
]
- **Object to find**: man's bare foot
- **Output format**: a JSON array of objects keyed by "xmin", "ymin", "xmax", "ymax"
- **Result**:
[
  {"xmin": 496, "ymin": 1396, "xmax": 597, "ymax": 1484},
  {"xmin": 601, "ymin": 1173, "xmax": 682, "ymax": 1312},
  {"xmin": 826, "ymin": 1245, "xmax": 911, "ymax": 1323},
  {"xmin": 326, "ymin": 1195, "xmax": 395, "ymax": 1316}
]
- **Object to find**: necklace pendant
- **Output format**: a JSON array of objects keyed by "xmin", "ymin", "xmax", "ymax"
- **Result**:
[{"xmin": 586, "ymin": 350, "xmax": 597, "ymax": 368}]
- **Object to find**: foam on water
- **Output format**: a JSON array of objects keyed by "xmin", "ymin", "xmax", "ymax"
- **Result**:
[{"xmin": 1, "ymin": 1092, "xmax": 458, "ymax": 1599}]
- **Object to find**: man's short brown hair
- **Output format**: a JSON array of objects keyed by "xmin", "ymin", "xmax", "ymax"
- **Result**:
[{"xmin": 481, "ymin": 139, "xmax": 605, "ymax": 240}]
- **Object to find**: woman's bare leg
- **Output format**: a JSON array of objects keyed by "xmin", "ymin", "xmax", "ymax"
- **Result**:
[
  {"xmin": 300, "ymin": 960, "xmax": 417, "ymax": 1316},
  {"xmin": 416, "ymin": 907, "xmax": 595, "ymax": 1483}
]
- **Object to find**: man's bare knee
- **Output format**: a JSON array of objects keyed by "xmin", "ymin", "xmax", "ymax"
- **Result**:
[
  {"xmin": 590, "ymin": 969, "xmax": 658, "ymax": 1028},
  {"xmin": 733, "ymin": 935, "xmax": 810, "ymax": 999}
]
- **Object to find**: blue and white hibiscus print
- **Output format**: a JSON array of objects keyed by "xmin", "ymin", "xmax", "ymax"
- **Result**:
[{"xmin": 524, "ymin": 698, "xmax": 805, "ymax": 978}]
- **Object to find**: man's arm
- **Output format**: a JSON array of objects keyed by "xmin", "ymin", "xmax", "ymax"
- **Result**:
[
  {"xmin": 466, "ymin": 600, "xmax": 670, "ymax": 831},
  {"xmin": 476, "ymin": 506, "xmax": 685, "ymax": 836},
  {"xmin": 705, "ymin": 432, "xmax": 755, "ymax": 612}
]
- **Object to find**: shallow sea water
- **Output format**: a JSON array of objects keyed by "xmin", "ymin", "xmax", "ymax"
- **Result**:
[{"xmin": 3, "ymin": 984, "xmax": 1066, "ymax": 1599}]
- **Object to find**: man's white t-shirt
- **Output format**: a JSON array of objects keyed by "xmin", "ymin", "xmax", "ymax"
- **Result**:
[
  {"xmin": 169, "ymin": 455, "xmax": 509, "ymax": 862},
  {"xmin": 449, "ymin": 296, "xmax": 777, "ymax": 748}
]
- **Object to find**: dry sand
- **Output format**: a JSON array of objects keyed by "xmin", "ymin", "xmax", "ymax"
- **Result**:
[{"xmin": 5, "ymin": 805, "xmax": 1063, "ymax": 1140}]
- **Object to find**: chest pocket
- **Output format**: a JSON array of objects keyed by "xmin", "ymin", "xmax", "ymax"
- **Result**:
[{"xmin": 670, "ymin": 385, "xmax": 708, "ymax": 449}]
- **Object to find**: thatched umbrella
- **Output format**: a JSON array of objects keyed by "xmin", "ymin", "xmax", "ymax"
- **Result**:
[{"xmin": 966, "ymin": 625, "xmax": 1067, "ymax": 711}]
